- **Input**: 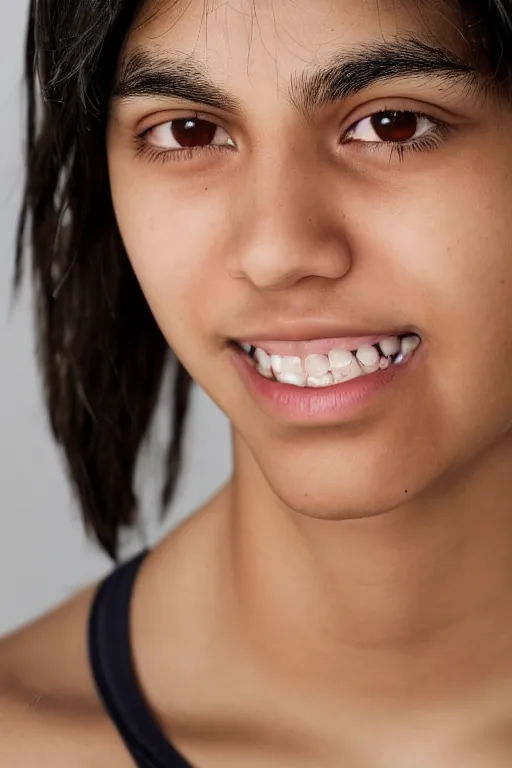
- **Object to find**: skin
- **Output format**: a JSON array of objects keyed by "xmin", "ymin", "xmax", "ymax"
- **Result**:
[{"xmin": 2, "ymin": 0, "xmax": 512, "ymax": 765}]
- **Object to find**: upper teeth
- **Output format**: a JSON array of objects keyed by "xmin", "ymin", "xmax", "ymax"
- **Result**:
[{"xmin": 242, "ymin": 335, "xmax": 420, "ymax": 388}]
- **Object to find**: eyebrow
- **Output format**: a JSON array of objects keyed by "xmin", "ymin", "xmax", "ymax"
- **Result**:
[{"xmin": 112, "ymin": 37, "xmax": 480, "ymax": 117}]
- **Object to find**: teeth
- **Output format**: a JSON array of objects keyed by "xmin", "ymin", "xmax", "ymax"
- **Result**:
[
  {"xmin": 270, "ymin": 355, "xmax": 283, "ymax": 374},
  {"xmin": 379, "ymin": 337, "xmax": 401, "ymax": 357},
  {"xmin": 308, "ymin": 373, "xmax": 335, "ymax": 387},
  {"xmin": 401, "ymin": 335, "xmax": 421, "ymax": 356},
  {"xmin": 256, "ymin": 364, "xmax": 274, "ymax": 379},
  {"xmin": 355, "ymin": 344, "xmax": 381, "ymax": 374},
  {"xmin": 255, "ymin": 347, "xmax": 272, "ymax": 371},
  {"xmin": 280, "ymin": 356, "xmax": 304, "ymax": 376},
  {"xmin": 275, "ymin": 372, "xmax": 308, "ymax": 387},
  {"xmin": 304, "ymin": 354, "xmax": 331, "ymax": 377},
  {"xmin": 328, "ymin": 348, "xmax": 354, "ymax": 371},
  {"xmin": 391, "ymin": 335, "xmax": 421, "ymax": 367},
  {"xmin": 332, "ymin": 358, "xmax": 363, "ymax": 382},
  {"xmin": 254, "ymin": 347, "xmax": 273, "ymax": 378},
  {"xmin": 244, "ymin": 333, "xmax": 421, "ymax": 388},
  {"xmin": 240, "ymin": 342, "xmax": 252, "ymax": 354}
]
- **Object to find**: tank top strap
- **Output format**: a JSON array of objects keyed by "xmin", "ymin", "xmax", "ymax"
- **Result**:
[{"xmin": 88, "ymin": 550, "xmax": 194, "ymax": 768}]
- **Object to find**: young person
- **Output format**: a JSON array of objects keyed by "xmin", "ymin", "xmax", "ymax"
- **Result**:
[{"xmin": 2, "ymin": 0, "xmax": 512, "ymax": 764}]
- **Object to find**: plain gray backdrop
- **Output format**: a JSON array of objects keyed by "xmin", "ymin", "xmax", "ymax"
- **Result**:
[{"xmin": 0, "ymin": 0, "xmax": 232, "ymax": 635}]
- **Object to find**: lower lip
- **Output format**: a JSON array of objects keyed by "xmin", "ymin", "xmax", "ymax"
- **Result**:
[{"xmin": 229, "ymin": 345, "xmax": 419, "ymax": 424}]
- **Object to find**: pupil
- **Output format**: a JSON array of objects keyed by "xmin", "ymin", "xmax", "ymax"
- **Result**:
[
  {"xmin": 371, "ymin": 111, "xmax": 417, "ymax": 142},
  {"xmin": 171, "ymin": 118, "xmax": 217, "ymax": 148}
]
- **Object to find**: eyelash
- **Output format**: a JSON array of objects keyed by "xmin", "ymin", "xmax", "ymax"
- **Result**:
[
  {"xmin": 134, "ymin": 111, "xmax": 452, "ymax": 165},
  {"xmin": 134, "ymin": 140, "xmax": 228, "ymax": 165}
]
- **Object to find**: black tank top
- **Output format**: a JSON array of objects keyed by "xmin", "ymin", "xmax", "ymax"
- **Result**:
[{"xmin": 88, "ymin": 551, "xmax": 195, "ymax": 767}]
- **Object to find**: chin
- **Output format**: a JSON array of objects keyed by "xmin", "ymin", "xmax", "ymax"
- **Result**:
[
  {"xmin": 271, "ymin": 477, "xmax": 420, "ymax": 524},
  {"xmin": 254, "ymin": 435, "xmax": 444, "ymax": 523}
]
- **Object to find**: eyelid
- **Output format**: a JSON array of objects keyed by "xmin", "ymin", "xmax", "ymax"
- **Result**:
[
  {"xmin": 132, "ymin": 98, "xmax": 455, "ymax": 166},
  {"xmin": 344, "ymin": 111, "xmax": 440, "ymax": 144},
  {"xmin": 338, "ymin": 97, "xmax": 455, "ymax": 135},
  {"xmin": 142, "ymin": 118, "xmax": 236, "ymax": 159},
  {"xmin": 134, "ymin": 99, "xmax": 451, "ymax": 146},
  {"xmin": 136, "ymin": 109, "xmax": 230, "ymax": 137}
]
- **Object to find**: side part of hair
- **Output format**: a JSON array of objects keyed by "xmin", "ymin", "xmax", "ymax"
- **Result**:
[{"xmin": 15, "ymin": 0, "xmax": 192, "ymax": 560}]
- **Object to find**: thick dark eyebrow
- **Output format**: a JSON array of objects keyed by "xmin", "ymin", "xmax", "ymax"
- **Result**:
[
  {"xmin": 289, "ymin": 38, "xmax": 480, "ymax": 118},
  {"xmin": 112, "ymin": 37, "xmax": 480, "ymax": 117},
  {"xmin": 112, "ymin": 50, "xmax": 243, "ymax": 113}
]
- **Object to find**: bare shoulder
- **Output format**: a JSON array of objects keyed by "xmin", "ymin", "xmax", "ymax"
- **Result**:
[
  {"xmin": 0, "ymin": 583, "xmax": 131, "ymax": 767},
  {"xmin": 0, "ymin": 583, "xmax": 97, "ymax": 696},
  {"xmin": 0, "ymin": 490, "xmax": 245, "ymax": 766}
]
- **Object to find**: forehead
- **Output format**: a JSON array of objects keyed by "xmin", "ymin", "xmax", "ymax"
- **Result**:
[{"xmin": 123, "ymin": 0, "xmax": 470, "ymax": 84}]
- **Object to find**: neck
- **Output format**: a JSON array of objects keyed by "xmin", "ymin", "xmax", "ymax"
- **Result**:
[{"xmin": 229, "ymin": 432, "xmax": 512, "ymax": 712}]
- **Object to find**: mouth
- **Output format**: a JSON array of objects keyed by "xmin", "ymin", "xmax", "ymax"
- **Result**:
[{"xmin": 229, "ymin": 333, "xmax": 421, "ymax": 389}]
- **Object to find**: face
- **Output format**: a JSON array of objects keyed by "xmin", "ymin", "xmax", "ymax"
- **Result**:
[{"xmin": 107, "ymin": 0, "xmax": 512, "ymax": 522}]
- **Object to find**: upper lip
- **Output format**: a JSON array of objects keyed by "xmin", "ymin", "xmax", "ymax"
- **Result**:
[{"xmin": 234, "ymin": 320, "xmax": 416, "ymax": 344}]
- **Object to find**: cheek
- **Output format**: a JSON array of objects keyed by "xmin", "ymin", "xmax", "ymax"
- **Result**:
[
  {"xmin": 379, "ymin": 167, "xmax": 512, "ymax": 440},
  {"xmin": 108, "ymin": 162, "xmax": 231, "ymax": 354},
  {"xmin": 399, "ymin": 177, "xmax": 512, "ymax": 346}
]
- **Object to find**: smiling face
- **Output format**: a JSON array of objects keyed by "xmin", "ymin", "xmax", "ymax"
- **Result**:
[{"xmin": 107, "ymin": 0, "xmax": 512, "ymax": 522}]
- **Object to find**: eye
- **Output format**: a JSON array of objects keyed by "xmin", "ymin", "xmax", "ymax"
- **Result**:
[
  {"xmin": 345, "ymin": 110, "xmax": 436, "ymax": 145},
  {"xmin": 144, "ymin": 117, "xmax": 235, "ymax": 151}
]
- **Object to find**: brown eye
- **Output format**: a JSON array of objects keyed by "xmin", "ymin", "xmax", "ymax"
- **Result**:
[
  {"xmin": 145, "ymin": 117, "xmax": 234, "ymax": 151},
  {"xmin": 370, "ymin": 111, "xmax": 418, "ymax": 142},
  {"xmin": 345, "ymin": 110, "xmax": 436, "ymax": 147},
  {"xmin": 170, "ymin": 118, "xmax": 218, "ymax": 147}
]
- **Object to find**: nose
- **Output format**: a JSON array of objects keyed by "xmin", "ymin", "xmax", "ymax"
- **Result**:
[{"xmin": 226, "ymin": 154, "xmax": 353, "ymax": 291}]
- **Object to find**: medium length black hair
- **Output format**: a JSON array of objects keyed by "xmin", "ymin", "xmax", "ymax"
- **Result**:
[{"xmin": 15, "ymin": 0, "xmax": 512, "ymax": 559}]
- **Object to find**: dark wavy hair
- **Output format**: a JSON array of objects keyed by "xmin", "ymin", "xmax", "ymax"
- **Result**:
[{"xmin": 14, "ymin": 0, "xmax": 512, "ymax": 559}]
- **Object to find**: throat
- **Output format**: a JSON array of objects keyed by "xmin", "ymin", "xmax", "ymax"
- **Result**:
[{"xmin": 227, "ymin": 474, "xmax": 512, "ymax": 714}]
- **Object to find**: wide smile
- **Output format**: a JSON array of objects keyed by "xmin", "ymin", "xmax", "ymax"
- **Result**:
[
  {"xmin": 228, "ymin": 332, "xmax": 423, "ymax": 424},
  {"xmin": 232, "ymin": 333, "xmax": 421, "ymax": 388}
]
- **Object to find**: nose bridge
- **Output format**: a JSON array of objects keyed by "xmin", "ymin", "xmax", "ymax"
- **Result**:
[
  {"xmin": 228, "ymin": 150, "xmax": 352, "ymax": 289},
  {"xmin": 248, "ymin": 152, "xmax": 318, "ymax": 248}
]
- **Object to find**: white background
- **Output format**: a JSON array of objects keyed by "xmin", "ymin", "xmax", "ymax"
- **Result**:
[{"xmin": 0, "ymin": 0, "xmax": 232, "ymax": 634}]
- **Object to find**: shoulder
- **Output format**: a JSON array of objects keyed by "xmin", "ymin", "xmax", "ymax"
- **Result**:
[
  {"xmin": 0, "ymin": 582, "xmax": 98, "ymax": 707},
  {"xmin": 0, "ymin": 495, "xmax": 247, "ymax": 765},
  {"xmin": 0, "ymin": 583, "xmax": 132, "ymax": 767}
]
